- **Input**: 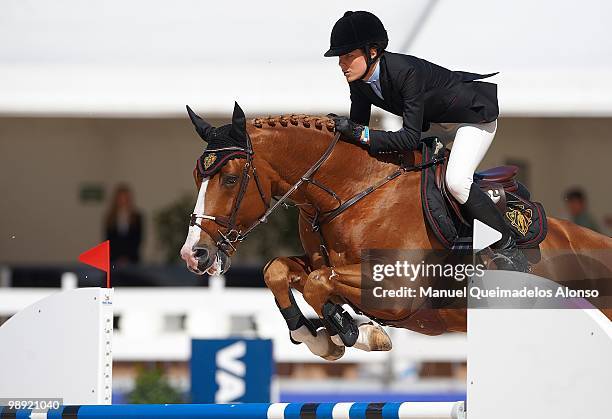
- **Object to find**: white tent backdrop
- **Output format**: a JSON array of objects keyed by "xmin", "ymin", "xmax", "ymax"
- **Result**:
[{"xmin": 1, "ymin": 0, "xmax": 611, "ymax": 117}]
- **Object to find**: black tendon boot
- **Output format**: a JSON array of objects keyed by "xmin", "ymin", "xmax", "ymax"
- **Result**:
[
  {"xmin": 462, "ymin": 183, "xmax": 529, "ymax": 272},
  {"xmin": 322, "ymin": 302, "xmax": 359, "ymax": 347},
  {"xmin": 276, "ymin": 290, "xmax": 317, "ymax": 345}
]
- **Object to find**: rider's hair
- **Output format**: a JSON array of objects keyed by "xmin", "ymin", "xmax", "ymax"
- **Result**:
[
  {"xmin": 252, "ymin": 115, "xmax": 335, "ymax": 132},
  {"xmin": 364, "ymin": 41, "xmax": 388, "ymax": 57}
]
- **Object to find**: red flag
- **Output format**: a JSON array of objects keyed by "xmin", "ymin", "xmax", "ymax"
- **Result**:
[{"xmin": 79, "ymin": 240, "xmax": 110, "ymax": 288}]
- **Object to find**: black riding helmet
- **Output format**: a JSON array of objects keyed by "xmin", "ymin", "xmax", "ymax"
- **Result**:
[{"xmin": 324, "ymin": 11, "xmax": 388, "ymax": 79}]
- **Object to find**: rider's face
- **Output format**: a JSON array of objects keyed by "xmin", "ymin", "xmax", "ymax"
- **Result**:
[{"xmin": 338, "ymin": 49, "xmax": 367, "ymax": 82}]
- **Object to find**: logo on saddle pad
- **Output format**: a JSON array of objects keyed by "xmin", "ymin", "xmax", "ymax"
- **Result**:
[
  {"xmin": 203, "ymin": 154, "xmax": 217, "ymax": 169},
  {"xmin": 505, "ymin": 205, "xmax": 533, "ymax": 236}
]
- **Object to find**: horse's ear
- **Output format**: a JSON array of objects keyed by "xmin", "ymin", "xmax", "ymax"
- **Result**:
[
  {"xmin": 230, "ymin": 102, "xmax": 247, "ymax": 142},
  {"xmin": 186, "ymin": 105, "xmax": 214, "ymax": 141}
]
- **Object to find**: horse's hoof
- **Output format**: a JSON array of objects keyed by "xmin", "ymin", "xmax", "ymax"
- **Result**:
[
  {"xmin": 354, "ymin": 322, "xmax": 393, "ymax": 352},
  {"xmin": 299, "ymin": 327, "xmax": 345, "ymax": 361},
  {"xmin": 322, "ymin": 344, "xmax": 345, "ymax": 361}
]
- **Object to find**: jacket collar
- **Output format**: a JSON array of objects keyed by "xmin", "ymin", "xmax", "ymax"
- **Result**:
[
  {"xmin": 360, "ymin": 54, "xmax": 390, "ymax": 104},
  {"xmin": 365, "ymin": 60, "xmax": 380, "ymax": 85},
  {"xmin": 377, "ymin": 54, "xmax": 392, "ymax": 103}
]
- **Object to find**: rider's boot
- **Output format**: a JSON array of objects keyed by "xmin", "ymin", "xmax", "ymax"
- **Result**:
[{"xmin": 461, "ymin": 183, "xmax": 529, "ymax": 272}]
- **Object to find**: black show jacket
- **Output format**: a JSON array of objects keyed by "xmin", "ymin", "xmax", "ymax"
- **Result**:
[{"xmin": 349, "ymin": 51, "xmax": 499, "ymax": 154}]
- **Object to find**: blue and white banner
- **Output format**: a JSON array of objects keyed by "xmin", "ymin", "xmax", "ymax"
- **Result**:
[{"xmin": 191, "ymin": 338, "xmax": 273, "ymax": 403}]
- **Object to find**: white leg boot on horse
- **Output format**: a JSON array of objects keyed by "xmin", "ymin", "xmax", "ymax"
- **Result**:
[
  {"xmin": 263, "ymin": 256, "xmax": 345, "ymax": 361},
  {"xmin": 303, "ymin": 265, "xmax": 392, "ymax": 352}
]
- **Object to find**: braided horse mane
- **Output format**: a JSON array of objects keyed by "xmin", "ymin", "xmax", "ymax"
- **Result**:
[{"xmin": 251, "ymin": 114, "xmax": 336, "ymax": 132}]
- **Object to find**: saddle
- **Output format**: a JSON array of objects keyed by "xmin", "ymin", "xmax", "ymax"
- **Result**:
[{"xmin": 420, "ymin": 137, "xmax": 547, "ymax": 250}]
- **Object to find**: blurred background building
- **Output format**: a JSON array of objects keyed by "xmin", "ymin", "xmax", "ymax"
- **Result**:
[{"xmin": 1, "ymin": 0, "xmax": 611, "ymax": 403}]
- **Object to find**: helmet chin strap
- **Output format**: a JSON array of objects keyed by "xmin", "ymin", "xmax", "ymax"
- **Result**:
[{"xmin": 359, "ymin": 46, "xmax": 381, "ymax": 80}]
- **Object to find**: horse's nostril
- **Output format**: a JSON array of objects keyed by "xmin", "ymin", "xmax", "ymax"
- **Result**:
[
  {"xmin": 193, "ymin": 247, "xmax": 213, "ymax": 273},
  {"xmin": 194, "ymin": 247, "xmax": 209, "ymax": 260}
]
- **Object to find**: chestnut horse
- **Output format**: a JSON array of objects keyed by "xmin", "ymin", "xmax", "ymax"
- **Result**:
[{"xmin": 181, "ymin": 104, "xmax": 612, "ymax": 360}]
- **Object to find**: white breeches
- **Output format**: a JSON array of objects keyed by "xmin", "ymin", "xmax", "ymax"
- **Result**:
[{"xmin": 422, "ymin": 120, "xmax": 498, "ymax": 204}]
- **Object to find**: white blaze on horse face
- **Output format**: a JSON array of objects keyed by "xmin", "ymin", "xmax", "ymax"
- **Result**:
[{"xmin": 180, "ymin": 178, "xmax": 209, "ymax": 272}]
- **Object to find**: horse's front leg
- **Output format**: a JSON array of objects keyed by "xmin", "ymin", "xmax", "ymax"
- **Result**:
[
  {"xmin": 303, "ymin": 264, "xmax": 392, "ymax": 352},
  {"xmin": 263, "ymin": 256, "xmax": 345, "ymax": 361}
]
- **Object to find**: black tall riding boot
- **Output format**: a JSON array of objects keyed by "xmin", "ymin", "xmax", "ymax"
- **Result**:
[
  {"xmin": 461, "ymin": 184, "xmax": 528, "ymax": 271},
  {"xmin": 462, "ymin": 183, "xmax": 514, "ymax": 249}
]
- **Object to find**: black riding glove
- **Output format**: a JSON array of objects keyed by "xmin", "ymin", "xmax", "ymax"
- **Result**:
[{"xmin": 331, "ymin": 116, "xmax": 368, "ymax": 145}]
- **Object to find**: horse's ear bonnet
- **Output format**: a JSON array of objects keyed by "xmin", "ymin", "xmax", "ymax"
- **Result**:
[{"xmin": 187, "ymin": 102, "xmax": 249, "ymax": 178}]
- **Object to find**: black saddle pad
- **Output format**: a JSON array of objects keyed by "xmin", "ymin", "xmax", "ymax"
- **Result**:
[{"xmin": 420, "ymin": 139, "xmax": 547, "ymax": 250}]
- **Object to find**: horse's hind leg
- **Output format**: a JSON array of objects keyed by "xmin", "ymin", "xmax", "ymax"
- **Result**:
[
  {"xmin": 304, "ymin": 265, "xmax": 392, "ymax": 352},
  {"xmin": 263, "ymin": 256, "xmax": 345, "ymax": 361}
]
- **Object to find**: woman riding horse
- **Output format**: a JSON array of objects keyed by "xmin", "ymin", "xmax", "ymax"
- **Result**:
[
  {"xmin": 326, "ymin": 11, "xmax": 525, "ymax": 269},
  {"xmin": 181, "ymin": 12, "xmax": 612, "ymax": 361}
]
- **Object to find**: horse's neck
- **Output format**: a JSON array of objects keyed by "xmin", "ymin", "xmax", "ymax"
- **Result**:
[{"xmin": 252, "ymin": 127, "xmax": 419, "ymax": 207}]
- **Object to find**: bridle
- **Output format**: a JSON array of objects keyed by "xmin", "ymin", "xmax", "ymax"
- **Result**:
[
  {"xmin": 189, "ymin": 131, "xmax": 342, "ymax": 256},
  {"xmin": 190, "ymin": 131, "xmax": 446, "ymax": 264},
  {"xmin": 189, "ymin": 133, "xmax": 267, "ymax": 255}
]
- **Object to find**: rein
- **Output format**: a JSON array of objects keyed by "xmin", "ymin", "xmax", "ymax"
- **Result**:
[{"xmin": 190, "ymin": 131, "xmax": 446, "ymax": 264}]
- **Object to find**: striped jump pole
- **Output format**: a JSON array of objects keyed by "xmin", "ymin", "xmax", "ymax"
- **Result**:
[{"xmin": 0, "ymin": 402, "xmax": 465, "ymax": 419}]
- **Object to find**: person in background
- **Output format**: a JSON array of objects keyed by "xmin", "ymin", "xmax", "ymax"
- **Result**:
[
  {"xmin": 104, "ymin": 184, "xmax": 144, "ymax": 264},
  {"xmin": 604, "ymin": 215, "xmax": 612, "ymax": 236},
  {"xmin": 564, "ymin": 187, "xmax": 601, "ymax": 233}
]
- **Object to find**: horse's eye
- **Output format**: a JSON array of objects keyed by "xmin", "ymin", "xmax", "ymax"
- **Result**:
[{"xmin": 223, "ymin": 175, "xmax": 238, "ymax": 185}]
